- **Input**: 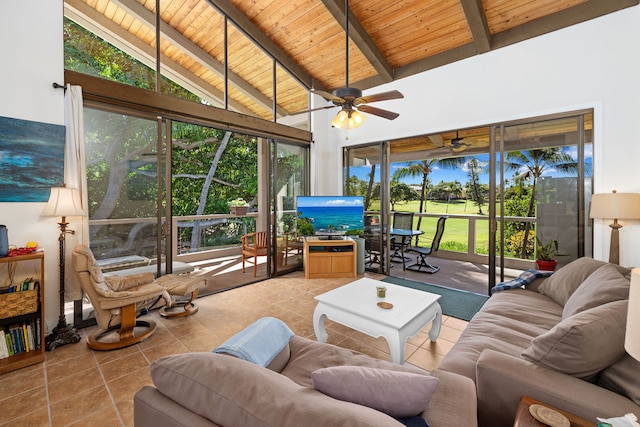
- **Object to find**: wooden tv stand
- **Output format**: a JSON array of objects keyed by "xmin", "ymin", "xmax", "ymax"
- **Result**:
[{"xmin": 303, "ymin": 237, "xmax": 357, "ymax": 279}]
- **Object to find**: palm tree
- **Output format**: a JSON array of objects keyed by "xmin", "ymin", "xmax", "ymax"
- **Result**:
[
  {"xmin": 504, "ymin": 147, "xmax": 578, "ymax": 258},
  {"xmin": 394, "ymin": 157, "xmax": 466, "ymax": 244}
]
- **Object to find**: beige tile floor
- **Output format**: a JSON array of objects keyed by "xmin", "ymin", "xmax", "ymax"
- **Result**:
[{"xmin": 0, "ymin": 271, "xmax": 467, "ymax": 426}]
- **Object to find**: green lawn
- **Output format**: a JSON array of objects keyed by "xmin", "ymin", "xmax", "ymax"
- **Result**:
[{"xmin": 368, "ymin": 199, "xmax": 492, "ymax": 253}]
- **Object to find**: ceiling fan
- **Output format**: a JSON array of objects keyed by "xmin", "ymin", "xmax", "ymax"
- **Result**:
[
  {"xmin": 450, "ymin": 131, "xmax": 471, "ymax": 152},
  {"xmin": 295, "ymin": 0, "xmax": 403, "ymax": 128}
]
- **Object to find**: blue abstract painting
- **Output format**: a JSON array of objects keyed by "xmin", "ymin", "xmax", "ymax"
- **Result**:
[{"xmin": 0, "ymin": 116, "xmax": 65, "ymax": 202}]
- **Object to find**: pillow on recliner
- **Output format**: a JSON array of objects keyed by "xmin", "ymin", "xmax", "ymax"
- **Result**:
[
  {"xmin": 312, "ymin": 366, "xmax": 439, "ymax": 418},
  {"xmin": 521, "ymin": 299, "xmax": 627, "ymax": 380}
]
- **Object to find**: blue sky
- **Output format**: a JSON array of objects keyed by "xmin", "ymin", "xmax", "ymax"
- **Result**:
[
  {"xmin": 297, "ymin": 195, "xmax": 364, "ymax": 207},
  {"xmin": 350, "ymin": 147, "xmax": 592, "ymax": 187}
]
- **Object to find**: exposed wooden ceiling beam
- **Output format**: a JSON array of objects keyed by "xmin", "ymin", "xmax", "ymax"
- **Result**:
[
  {"xmin": 320, "ymin": 0, "xmax": 394, "ymax": 84},
  {"xmin": 65, "ymin": 0, "xmax": 255, "ymax": 116},
  {"xmin": 491, "ymin": 0, "xmax": 640, "ymax": 51},
  {"xmin": 460, "ymin": 0, "xmax": 491, "ymax": 54},
  {"xmin": 111, "ymin": 0, "xmax": 287, "ymax": 117},
  {"xmin": 207, "ymin": 0, "xmax": 319, "ymax": 91},
  {"xmin": 394, "ymin": 43, "xmax": 479, "ymax": 81},
  {"xmin": 65, "ymin": 70, "xmax": 312, "ymax": 144}
]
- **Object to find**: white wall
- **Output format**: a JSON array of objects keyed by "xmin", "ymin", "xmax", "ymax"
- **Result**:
[
  {"xmin": 0, "ymin": 1, "xmax": 77, "ymax": 332},
  {"xmin": 312, "ymin": 6, "xmax": 640, "ymax": 267}
]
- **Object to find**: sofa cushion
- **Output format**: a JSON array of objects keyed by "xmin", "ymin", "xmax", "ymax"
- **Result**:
[
  {"xmin": 312, "ymin": 366, "xmax": 439, "ymax": 418},
  {"xmin": 598, "ymin": 353, "xmax": 640, "ymax": 406},
  {"xmin": 282, "ymin": 336, "xmax": 426, "ymax": 388},
  {"xmin": 150, "ymin": 352, "xmax": 403, "ymax": 427},
  {"xmin": 562, "ymin": 264, "xmax": 629, "ymax": 319},
  {"xmin": 437, "ymin": 289, "xmax": 562, "ymax": 381},
  {"xmin": 538, "ymin": 257, "xmax": 629, "ymax": 306},
  {"xmin": 521, "ymin": 299, "xmax": 628, "ymax": 380}
]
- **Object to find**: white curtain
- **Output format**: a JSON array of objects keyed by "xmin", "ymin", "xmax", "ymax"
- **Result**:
[{"xmin": 64, "ymin": 84, "xmax": 88, "ymax": 301}]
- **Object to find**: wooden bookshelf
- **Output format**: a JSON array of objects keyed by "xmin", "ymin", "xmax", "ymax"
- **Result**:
[{"xmin": 0, "ymin": 252, "xmax": 45, "ymax": 374}]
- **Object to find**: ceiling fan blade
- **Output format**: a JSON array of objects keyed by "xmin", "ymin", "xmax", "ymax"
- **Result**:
[
  {"xmin": 358, "ymin": 90, "xmax": 404, "ymax": 104},
  {"xmin": 289, "ymin": 105, "xmax": 337, "ymax": 115},
  {"xmin": 311, "ymin": 89, "xmax": 343, "ymax": 103},
  {"xmin": 357, "ymin": 105, "xmax": 399, "ymax": 120}
]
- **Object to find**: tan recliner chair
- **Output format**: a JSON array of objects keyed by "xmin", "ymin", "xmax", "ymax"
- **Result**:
[{"xmin": 72, "ymin": 244, "xmax": 172, "ymax": 350}]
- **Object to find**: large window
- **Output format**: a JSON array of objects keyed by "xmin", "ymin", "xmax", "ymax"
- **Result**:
[
  {"xmin": 344, "ymin": 110, "xmax": 593, "ymax": 291},
  {"xmin": 63, "ymin": 0, "xmax": 310, "ymax": 130}
]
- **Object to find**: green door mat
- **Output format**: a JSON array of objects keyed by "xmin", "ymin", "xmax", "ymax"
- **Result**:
[{"xmin": 382, "ymin": 276, "xmax": 488, "ymax": 321}]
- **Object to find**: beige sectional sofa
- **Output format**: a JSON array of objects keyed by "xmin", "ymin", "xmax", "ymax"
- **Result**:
[
  {"xmin": 438, "ymin": 257, "xmax": 640, "ymax": 427},
  {"xmin": 134, "ymin": 257, "xmax": 639, "ymax": 426},
  {"xmin": 134, "ymin": 334, "xmax": 478, "ymax": 426}
]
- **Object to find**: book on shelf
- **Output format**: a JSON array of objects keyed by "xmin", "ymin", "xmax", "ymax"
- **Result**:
[
  {"xmin": 0, "ymin": 333, "xmax": 7, "ymax": 358},
  {"xmin": 0, "ymin": 318, "xmax": 41, "ymax": 359},
  {"xmin": 4, "ymin": 333, "xmax": 13, "ymax": 357},
  {"xmin": 0, "ymin": 277, "xmax": 37, "ymax": 294}
]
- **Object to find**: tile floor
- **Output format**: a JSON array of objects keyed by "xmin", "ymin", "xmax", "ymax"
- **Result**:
[{"xmin": 0, "ymin": 271, "xmax": 467, "ymax": 426}]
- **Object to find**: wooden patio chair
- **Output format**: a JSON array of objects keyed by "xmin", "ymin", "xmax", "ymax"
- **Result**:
[{"xmin": 242, "ymin": 231, "xmax": 268, "ymax": 276}]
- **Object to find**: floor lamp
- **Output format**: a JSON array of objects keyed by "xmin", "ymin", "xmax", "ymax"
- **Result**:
[
  {"xmin": 42, "ymin": 186, "xmax": 85, "ymax": 351},
  {"xmin": 589, "ymin": 190, "xmax": 640, "ymax": 265}
]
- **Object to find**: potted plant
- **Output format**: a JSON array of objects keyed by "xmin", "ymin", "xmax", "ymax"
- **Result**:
[
  {"xmin": 229, "ymin": 198, "xmax": 249, "ymax": 216},
  {"xmin": 535, "ymin": 237, "xmax": 561, "ymax": 271}
]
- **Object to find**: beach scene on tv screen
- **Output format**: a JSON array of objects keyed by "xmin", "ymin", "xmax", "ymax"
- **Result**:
[{"xmin": 297, "ymin": 196, "xmax": 364, "ymax": 235}]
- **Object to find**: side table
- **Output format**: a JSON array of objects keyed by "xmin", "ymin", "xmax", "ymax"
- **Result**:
[{"xmin": 513, "ymin": 396, "xmax": 597, "ymax": 427}]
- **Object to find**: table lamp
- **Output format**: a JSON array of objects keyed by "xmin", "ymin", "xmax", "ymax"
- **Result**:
[
  {"xmin": 41, "ymin": 185, "xmax": 85, "ymax": 350},
  {"xmin": 589, "ymin": 190, "xmax": 640, "ymax": 264},
  {"xmin": 627, "ymin": 268, "xmax": 640, "ymax": 361}
]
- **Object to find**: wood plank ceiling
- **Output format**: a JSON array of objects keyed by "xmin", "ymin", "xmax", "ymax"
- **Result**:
[{"xmin": 64, "ymin": 0, "xmax": 637, "ymax": 129}]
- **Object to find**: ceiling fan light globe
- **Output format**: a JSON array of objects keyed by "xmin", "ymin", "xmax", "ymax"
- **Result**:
[
  {"xmin": 331, "ymin": 109, "xmax": 349, "ymax": 128},
  {"xmin": 350, "ymin": 110, "xmax": 365, "ymax": 128}
]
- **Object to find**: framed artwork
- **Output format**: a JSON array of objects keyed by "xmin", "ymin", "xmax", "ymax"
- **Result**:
[{"xmin": 0, "ymin": 115, "xmax": 65, "ymax": 202}]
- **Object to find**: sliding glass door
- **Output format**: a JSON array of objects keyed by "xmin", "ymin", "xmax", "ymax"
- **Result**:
[
  {"xmin": 344, "ymin": 110, "xmax": 593, "ymax": 294},
  {"xmin": 270, "ymin": 140, "xmax": 308, "ymax": 275},
  {"xmin": 344, "ymin": 142, "xmax": 390, "ymax": 274}
]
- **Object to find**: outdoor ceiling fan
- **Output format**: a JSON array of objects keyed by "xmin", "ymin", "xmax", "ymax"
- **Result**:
[
  {"xmin": 294, "ymin": 0, "xmax": 403, "ymax": 129},
  {"xmin": 450, "ymin": 131, "xmax": 471, "ymax": 152}
]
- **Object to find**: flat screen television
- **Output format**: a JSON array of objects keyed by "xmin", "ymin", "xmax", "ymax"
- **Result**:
[{"xmin": 296, "ymin": 196, "xmax": 364, "ymax": 239}]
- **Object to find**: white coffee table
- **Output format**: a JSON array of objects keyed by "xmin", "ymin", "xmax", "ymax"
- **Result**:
[{"xmin": 313, "ymin": 277, "xmax": 442, "ymax": 364}]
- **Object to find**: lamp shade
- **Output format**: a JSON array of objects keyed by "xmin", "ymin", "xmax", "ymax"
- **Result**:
[
  {"xmin": 42, "ymin": 187, "xmax": 85, "ymax": 218},
  {"xmin": 589, "ymin": 192, "xmax": 640, "ymax": 220},
  {"xmin": 626, "ymin": 268, "xmax": 640, "ymax": 361}
]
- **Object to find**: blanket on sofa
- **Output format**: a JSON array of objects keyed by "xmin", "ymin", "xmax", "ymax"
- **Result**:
[{"xmin": 213, "ymin": 316, "xmax": 294, "ymax": 367}]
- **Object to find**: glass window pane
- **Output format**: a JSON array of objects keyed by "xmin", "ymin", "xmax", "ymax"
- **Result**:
[
  {"xmin": 84, "ymin": 107, "xmax": 162, "ymax": 260},
  {"xmin": 276, "ymin": 64, "xmax": 309, "ymax": 130},
  {"xmin": 171, "ymin": 121, "xmax": 258, "ymax": 255},
  {"xmin": 273, "ymin": 142, "xmax": 307, "ymax": 273},
  {"xmin": 227, "ymin": 22, "xmax": 274, "ymax": 120}
]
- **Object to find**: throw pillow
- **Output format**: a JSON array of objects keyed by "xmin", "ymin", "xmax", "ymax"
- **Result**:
[
  {"xmin": 151, "ymin": 352, "xmax": 404, "ymax": 427},
  {"xmin": 562, "ymin": 264, "xmax": 629, "ymax": 319},
  {"xmin": 538, "ymin": 257, "xmax": 630, "ymax": 306},
  {"xmin": 598, "ymin": 353, "xmax": 640, "ymax": 406},
  {"xmin": 521, "ymin": 299, "xmax": 628, "ymax": 380},
  {"xmin": 312, "ymin": 365, "xmax": 439, "ymax": 418}
]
